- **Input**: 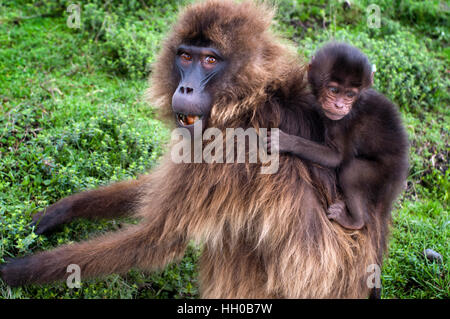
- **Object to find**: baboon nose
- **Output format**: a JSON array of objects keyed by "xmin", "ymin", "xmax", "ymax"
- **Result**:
[{"xmin": 179, "ymin": 86, "xmax": 194, "ymax": 94}]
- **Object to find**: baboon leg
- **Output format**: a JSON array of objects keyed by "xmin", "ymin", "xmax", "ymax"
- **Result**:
[
  {"xmin": 329, "ymin": 159, "xmax": 381, "ymax": 230},
  {"xmin": 32, "ymin": 176, "xmax": 150, "ymax": 234},
  {"xmin": 0, "ymin": 221, "xmax": 187, "ymax": 287}
]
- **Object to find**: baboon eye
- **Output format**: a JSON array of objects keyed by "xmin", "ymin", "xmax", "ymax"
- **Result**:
[
  {"xmin": 180, "ymin": 52, "xmax": 192, "ymax": 62},
  {"xmin": 204, "ymin": 56, "xmax": 217, "ymax": 64}
]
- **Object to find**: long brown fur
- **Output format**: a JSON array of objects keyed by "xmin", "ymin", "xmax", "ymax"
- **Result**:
[
  {"xmin": 147, "ymin": 0, "xmax": 383, "ymax": 297},
  {"xmin": 0, "ymin": 0, "xmax": 390, "ymax": 298}
]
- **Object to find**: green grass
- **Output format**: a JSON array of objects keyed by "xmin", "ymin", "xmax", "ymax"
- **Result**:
[{"xmin": 0, "ymin": 0, "xmax": 448, "ymax": 299}]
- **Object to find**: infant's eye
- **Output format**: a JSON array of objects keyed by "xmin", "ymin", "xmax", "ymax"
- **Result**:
[
  {"xmin": 329, "ymin": 87, "xmax": 339, "ymax": 94},
  {"xmin": 205, "ymin": 56, "xmax": 217, "ymax": 64},
  {"xmin": 180, "ymin": 52, "xmax": 192, "ymax": 61},
  {"xmin": 346, "ymin": 91, "xmax": 356, "ymax": 98}
]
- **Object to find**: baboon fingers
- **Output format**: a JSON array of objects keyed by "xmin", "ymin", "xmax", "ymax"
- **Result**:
[
  {"xmin": 0, "ymin": 256, "xmax": 36, "ymax": 287},
  {"xmin": 30, "ymin": 200, "xmax": 73, "ymax": 235}
]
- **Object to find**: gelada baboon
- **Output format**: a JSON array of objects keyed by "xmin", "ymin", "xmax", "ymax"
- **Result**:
[
  {"xmin": 1, "ymin": 0, "xmax": 386, "ymax": 298},
  {"xmin": 267, "ymin": 42, "xmax": 409, "ymax": 230}
]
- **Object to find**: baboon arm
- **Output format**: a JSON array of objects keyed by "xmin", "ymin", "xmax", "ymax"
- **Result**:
[
  {"xmin": 32, "ymin": 176, "xmax": 150, "ymax": 234},
  {"xmin": 0, "ymin": 221, "xmax": 187, "ymax": 287},
  {"xmin": 281, "ymin": 133, "xmax": 343, "ymax": 168}
]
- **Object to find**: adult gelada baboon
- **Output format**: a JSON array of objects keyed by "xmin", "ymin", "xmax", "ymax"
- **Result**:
[{"xmin": 1, "ymin": 0, "xmax": 387, "ymax": 298}]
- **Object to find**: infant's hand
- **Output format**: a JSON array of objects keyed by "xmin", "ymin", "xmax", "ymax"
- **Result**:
[
  {"xmin": 262, "ymin": 131, "xmax": 276, "ymax": 155},
  {"xmin": 262, "ymin": 129, "xmax": 291, "ymax": 154}
]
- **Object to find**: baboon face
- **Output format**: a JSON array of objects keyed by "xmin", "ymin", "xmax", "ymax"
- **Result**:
[
  {"xmin": 318, "ymin": 82, "xmax": 359, "ymax": 120},
  {"xmin": 149, "ymin": 0, "xmax": 276, "ymax": 133},
  {"xmin": 171, "ymin": 44, "xmax": 227, "ymax": 132},
  {"xmin": 308, "ymin": 42, "xmax": 373, "ymax": 120}
]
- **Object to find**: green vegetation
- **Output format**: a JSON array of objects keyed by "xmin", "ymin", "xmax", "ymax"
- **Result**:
[{"xmin": 0, "ymin": 0, "xmax": 448, "ymax": 299}]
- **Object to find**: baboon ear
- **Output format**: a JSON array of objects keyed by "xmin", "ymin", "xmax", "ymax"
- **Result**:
[
  {"xmin": 308, "ymin": 63, "xmax": 312, "ymax": 72},
  {"xmin": 308, "ymin": 55, "xmax": 315, "ymax": 72},
  {"xmin": 370, "ymin": 64, "xmax": 376, "ymax": 86}
]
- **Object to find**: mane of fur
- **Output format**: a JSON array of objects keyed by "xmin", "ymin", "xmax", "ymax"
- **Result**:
[{"xmin": 144, "ymin": 0, "xmax": 386, "ymax": 298}]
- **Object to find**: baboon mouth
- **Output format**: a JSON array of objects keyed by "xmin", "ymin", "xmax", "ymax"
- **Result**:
[
  {"xmin": 176, "ymin": 113, "xmax": 203, "ymax": 126},
  {"xmin": 324, "ymin": 110, "xmax": 346, "ymax": 120}
]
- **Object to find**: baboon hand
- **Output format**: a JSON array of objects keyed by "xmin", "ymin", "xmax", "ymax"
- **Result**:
[
  {"xmin": 263, "ymin": 129, "xmax": 293, "ymax": 154},
  {"xmin": 0, "ymin": 257, "xmax": 33, "ymax": 287},
  {"xmin": 31, "ymin": 198, "xmax": 74, "ymax": 235},
  {"xmin": 262, "ymin": 130, "xmax": 284, "ymax": 155}
]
